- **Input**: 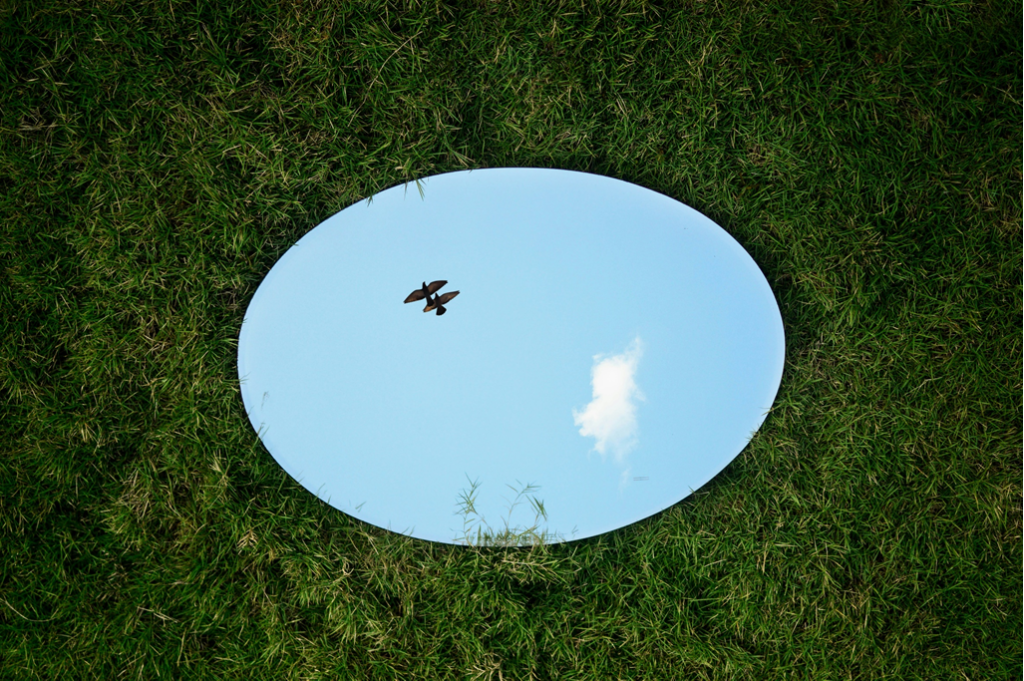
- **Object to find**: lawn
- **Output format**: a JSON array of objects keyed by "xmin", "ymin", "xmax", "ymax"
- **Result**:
[{"xmin": 1, "ymin": 0, "xmax": 1021, "ymax": 678}]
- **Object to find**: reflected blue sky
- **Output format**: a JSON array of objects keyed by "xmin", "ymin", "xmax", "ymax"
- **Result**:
[{"xmin": 237, "ymin": 168, "xmax": 785, "ymax": 544}]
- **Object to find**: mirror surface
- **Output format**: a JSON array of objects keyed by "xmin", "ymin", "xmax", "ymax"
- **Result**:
[{"xmin": 238, "ymin": 168, "xmax": 785, "ymax": 545}]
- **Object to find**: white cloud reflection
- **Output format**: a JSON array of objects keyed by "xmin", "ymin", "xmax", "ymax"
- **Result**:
[{"xmin": 573, "ymin": 336, "xmax": 644, "ymax": 461}]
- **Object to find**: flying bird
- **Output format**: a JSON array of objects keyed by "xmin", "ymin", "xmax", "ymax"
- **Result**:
[{"xmin": 404, "ymin": 280, "xmax": 460, "ymax": 316}]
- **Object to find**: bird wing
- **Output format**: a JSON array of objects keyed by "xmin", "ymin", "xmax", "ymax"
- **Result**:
[
  {"xmin": 426, "ymin": 280, "xmax": 448, "ymax": 295},
  {"xmin": 435, "ymin": 290, "xmax": 460, "ymax": 305},
  {"xmin": 404, "ymin": 289, "xmax": 426, "ymax": 303}
]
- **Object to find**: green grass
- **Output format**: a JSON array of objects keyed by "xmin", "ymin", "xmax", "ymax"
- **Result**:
[{"xmin": 1, "ymin": 0, "xmax": 1020, "ymax": 677}]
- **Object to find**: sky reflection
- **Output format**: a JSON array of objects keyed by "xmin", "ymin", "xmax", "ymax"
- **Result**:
[{"xmin": 237, "ymin": 168, "xmax": 785, "ymax": 544}]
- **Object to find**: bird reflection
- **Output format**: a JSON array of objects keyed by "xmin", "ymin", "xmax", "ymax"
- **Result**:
[{"xmin": 404, "ymin": 280, "xmax": 460, "ymax": 316}]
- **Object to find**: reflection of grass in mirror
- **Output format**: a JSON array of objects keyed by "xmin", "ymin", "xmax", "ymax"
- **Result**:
[{"xmin": 454, "ymin": 477, "xmax": 562, "ymax": 547}]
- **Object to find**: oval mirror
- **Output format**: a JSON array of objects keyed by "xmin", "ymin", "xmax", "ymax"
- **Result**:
[{"xmin": 238, "ymin": 168, "xmax": 785, "ymax": 545}]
